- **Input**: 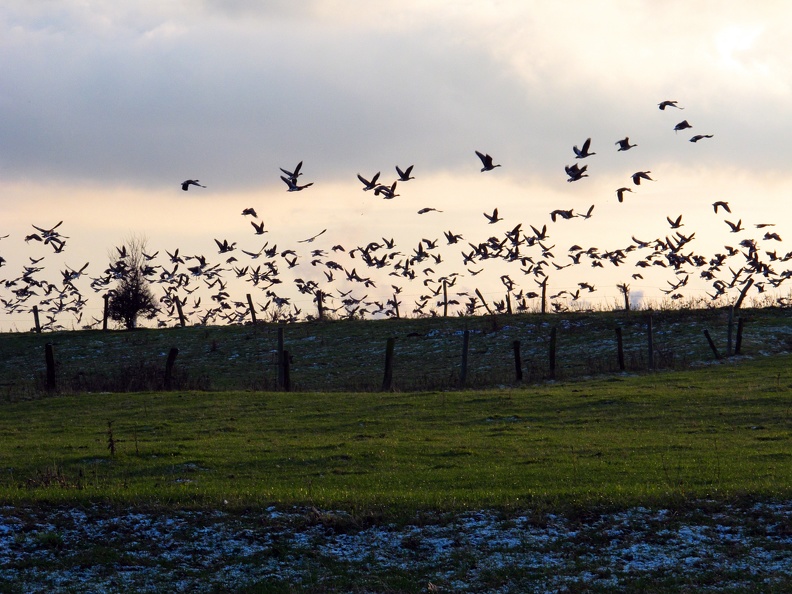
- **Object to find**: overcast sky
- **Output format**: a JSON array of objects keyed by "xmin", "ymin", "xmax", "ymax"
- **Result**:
[{"xmin": 2, "ymin": 1, "xmax": 791, "ymax": 328}]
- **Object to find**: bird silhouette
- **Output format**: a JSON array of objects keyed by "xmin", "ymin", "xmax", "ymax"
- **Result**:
[
  {"xmin": 631, "ymin": 171, "xmax": 654, "ymax": 185},
  {"xmin": 418, "ymin": 207, "xmax": 443, "ymax": 214},
  {"xmin": 615, "ymin": 137, "xmax": 637, "ymax": 151},
  {"xmin": 667, "ymin": 214, "xmax": 683, "ymax": 229},
  {"xmin": 573, "ymin": 138, "xmax": 596, "ymax": 159},
  {"xmin": 616, "ymin": 187, "xmax": 633, "ymax": 203},
  {"xmin": 280, "ymin": 161, "xmax": 303, "ymax": 182},
  {"xmin": 725, "ymin": 219, "xmax": 743, "ymax": 233},
  {"xmin": 281, "ymin": 176, "xmax": 313, "ymax": 192},
  {"xmin": 395, "ymin": 165, "xmax": 415, "ymax": 181},
  {"xmin": 565, "ymin": 163, "xmax": 588, "ymax": 182},
  {"xmin": 674, "ymin": 120, "xmax": 692, "ymax": 133},
  {"xmin": 690, "ymin": 134, "xmax": 714, "ymax": 143},
  {"xmin": 241, "ymin": 208, "xmax": 258, "ymax": 217},
  {"xmin": 475, "ymin": 151, "xmax": 501, "ymax": 172},
  {"xmin": 181, "ymin": 180, "xmax": 205, "ymax": 191},
  {"xmin": 357, "ymin": 172, "xmax": 381, "ymax": 190},
  {"xmin": 713, "ymin": 201, "xmax": 731, "ymax": 214},
  {"xmin": 483, "ymin": 208, "xmax": 502, "ymax": 224},
  {"xmin": 658, "ymin": 100, "xmax": 683, "ymax": 110}
]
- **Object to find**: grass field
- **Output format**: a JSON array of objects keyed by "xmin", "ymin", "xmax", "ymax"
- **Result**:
[
  {"xmin": 2, "ymin": 311, "xmax": 792, "ymax": 591},
  {"xmin": 2, "ymin": 353, "xmax": 791, "ymax": 512}
]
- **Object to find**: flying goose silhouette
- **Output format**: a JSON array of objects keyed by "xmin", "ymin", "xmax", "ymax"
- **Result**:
[
  {"xmin": 658, "ymin": 100, "xmax": 683, "ymax": 110},
  {"xmin": 181, "ymin": 180, "xmax": 205, "ymax": 191},
  {"xmin": 615, "ymin": 137, "xmax": 637, "ymax": 151},
  {"xmin": 690, "ymin": 134, "xmax": 713, "ymax": 143},
  {"xmin": 475, "ymin": 151, "xmax": 501, "ymax": 172},
  {"xmin": 357, "ymin": 172, "xmax": 381, "ymax": 190},
  {"xmin": 395, "ymin": 165, "xmax": 415, "ymax": 181},
  {"xmin": 573, "ymin": 138, "xmax": 595, "ymax": 159}
]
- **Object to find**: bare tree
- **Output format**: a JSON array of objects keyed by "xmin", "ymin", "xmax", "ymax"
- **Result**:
[{"xmin": 106, "ymin": 235, "xmax": 158, "ymax": 330}]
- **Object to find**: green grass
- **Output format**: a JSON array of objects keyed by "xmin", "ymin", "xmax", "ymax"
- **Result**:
[{"xmin": 2, "ymin": 353, "xmax": 791, "ymax": 514}]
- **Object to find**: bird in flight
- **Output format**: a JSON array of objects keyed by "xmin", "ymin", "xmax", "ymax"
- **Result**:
[
  {"xmin": 475, "ymin": 151, "xmax": 501, "ymax": 172},
  {"xmin": 298, "ymin": 229, "xmax": 327, "ymax": 243},
  {"xmin": 357, "ymin": 172, "xmax": 381, "ymax": 191},
  {"xmin": 712, "ymin": 201, "xmax": 730, "ymax": 214},
  {"xmin": 573, "ymin": 138, "xmax": 596, "ymax": 159},
  {"xmin": 631, "ymin": 171, "xmax": 654, "ymax": 185},
  {"xmin": 418, "ymin": 207, "xmax": 443, "ymax": 214},
  {"xmin": 667, "ymin": 214, "xmax": 683, "ymax": 229},
  {"xmin": 483, "ymin": 208, "xmax": 502, "ymax": 224},
  {"xmin": 280, "ymin": 161, "xmax": 303, "ymax": 183},
  {"xmin": 395, "ymin": 165, "xmax": 415, "ymax": 181},
  {"xmin": 615, "ymin": 137, "xmax": 637, "ymax": 151},
  {"xmin": 241, "ymin": 208, "xmax": 258, "ymax": 217},
  {"xmin": 674, "ymin": 120, "xmax": 692, "ymax": 133},
  {"xmin": 725, "ymin": 219, "xmax": 743, "ymax": 233},
  {"xmin": 658, "ymin": 100, "xmax": 683, "ymax": 110},
  {"xmin": 690, "ymin": 134, "xmax": 714, "ymax": 143},
  {"xmin": 616, "ymin": 187, "xmax": 633, "ymax": 203},
  {"xmin": 281, "ymin": 176, "xmax": 313, "ymax": 192},
  {"xmin": 565, "ymin": 163, "xmax": 588, "ymax": 182},
  {"xmin": 181, "ymin": 180, "xmax": 205, "ymax": 191}
]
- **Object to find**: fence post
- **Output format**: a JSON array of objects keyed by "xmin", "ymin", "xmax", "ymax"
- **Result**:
[
  {"xmin": 45, "ymin": 343, "xmax": 56, "ymax": 391},
  {"xmin": 393, "ymin": 293, "xmax": 400, "ymax": 319},
  {"xmin": 443, "ymin": 280, "xmax": 448, "ymax": 318},
  {"xmin": 102, "ymin": 295, "xmax": 110, "ymax": 331},
  {"xmin": 475, "ymin": 289, "xmax": 493, "ymax": 316},
  {"xmin": 175, "ymin": 298, "xmax": 186, "ymax": 328},
  {"xmin": 541, "ymin": 278, "xmax": 548, "ymax": 314},
  {"xmin": 382, "ymin": 337, "xmax": 395, "ymax": 391},
  {"xmin": 647, "ymin": 314, "xmax": 654, "ymax": 370},
  {"xmin": 246, "ymin": 293, "xmax": 257, "ymax": 326},
  {"xmin": 615, "ymin": 326, "xmax": 625, "ymax": 371},
  {"xmin": 460, "ymin": 330, "xmax": 470, "ymax": 387},
  {"xmin": 703, "ymin": 329, "xmax": 722, "ymax": 359},
  {"xmin": 506, "ymin": 292, "xmax": 512, "ymax": 315},
  {"xmin": 277, "ymin": 326, "xmax": 285, "ymax": 389},
  {"xmin": 548, "ymin": 326, "xmax": 558, "ymax": 379},
  {"xmin": 164, "ymin": 347, "xmax": 179, "ymax": 390},
  {"xmin": 316, "ymin": 290, "xmax": 324, "ymax": 321},
  {"xmin": 281, "ymin": 349, "xmax": 291, "ymax": 392},
  {"xmin": 735, "ymin": 317, "xmax": 745, "ymax": 355},
  {"xmin": 32, "ymin": 305, "xmax": 41, "ymax": 334},
  {"xmin": 513, "ymin": 340, "xmax": 523, "ymax": 382}
]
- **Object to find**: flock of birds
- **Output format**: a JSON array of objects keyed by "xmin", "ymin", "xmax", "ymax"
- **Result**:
[{"xmin": 1, "ymin": 99, "xmax": 790, "ymax": 331}]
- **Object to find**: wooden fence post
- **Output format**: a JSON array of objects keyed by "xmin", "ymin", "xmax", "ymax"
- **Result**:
[
  {"xmin": 393, "ymin": 293, "xmax": 400, "ymax": 319},
  {"xmin": 506, "ymin": 292, "xmax": 512, "ymax": 315},
  {"xmin": 615, "ymin": 326, "xmax": 625, "ymax": 371},
  {"xmin": 541, "ymin": 278, "xmax": 548, "ymax": 314},
  {"xmin": 277, "ymin": 326, "xmax": 285, "ymax": 389},
  {"xmin": 316, "ymin": 290, "xmax": 324, "ymax": 321},
  {"xmin": 175, "ymin": 298, "xmax": 186, "ymax": 328},
  {"xmin": 382, "ymin": 337, "xmax": 395, "ymax": 391},
  {"xmin": 32, "ymin": 306, "xmax": 41, "ymax": 334},
  {"xmin": 460, "ymin": 330, "xmax": 470, "ymax": 387},
  {"xmin": 647, "ymin": 314, "xmax": 654, "ymax": 370},
  {"xmin": 735, "ymin": 317, "xmax": 745, "ymax": 355},
  {"xmin": 512, "ymin": 340, "xmax": 523, "ymax": 382},
  {"xmin": 246, "ymin": 293, "xmax": 257, "ymax": 326},
  {"xmin": 164, "ymin": 347, "xmax": 179, "ymax": 390},
  {"xmin": 703, "ymin": 329, "xmax": 722, "ymax": 359},
  {"xmin": 443, "ymin": 280, "xmax": 448, "ymax": 317},
  {"xmin": 548, "ymin": 326, "xmax": 557, "ymax": 379},
  {"xmin": 102, "ymin": 295, "xmax": 110, "ymax": 330},
  {"xmin": 44, "ymin": 343, "xmax": 56, "ymax": 391},
  {"xmin": 281, "ymin": 349, "xmax": 291, "ymax": 392}
]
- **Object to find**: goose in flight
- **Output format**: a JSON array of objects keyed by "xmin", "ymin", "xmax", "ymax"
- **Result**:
[
  {"xmin": 483, "ymin": 208, "xmax": 502, "ymax": 224},
  {"xmin": 616, "ymin": 187, "xmax": 633, "ymax": 203},
  {"xmin": 214, "ymin": 238, "xmax": 236, "ymax": 253},
  {"xmin": 690, "ymin": 134, "xmax": 714, "ymax": 143},
  {"xmin": 357, "ymin": 172, "xmax": 381, "ymax": 190},
  {"xmin": 725, "ymin": 219, "xmax": 743, "ymax": 233},
  {"xmin": 573, "ymin": 138, "xmax": 595, "ymax": 159},
  {"xmin": 712, "ymin": 201, "xmax": 730, "ymax": 214},
  {"xmin": 667, "ymin": 214, "xmax": 683, "ymax": 229},
  {"xmin": 658, "ymin": 100, "xmax": 683, "ymax": 110},
  {"xmin": 550, "ymin": 209, "xmax": 575, "ymax": 222},
  {"xmin": 281, "ymin": 176, "xmax": 313, "ymax": 192},
  {"xmin": 241, "ymin": 208, "xmax": 258, "ymax": 217},
  {"xmin": 250, "ymin": 220, "xmax": 268, "ymax": 235},
  {"xmin": 475, "ymin": 151, "xmax": 501, "ymax": 172},
  {"xmin": 298, "ymin": 229, "xmax": 327, "ymax": 243},
  {"xmin": 395, "ymin": 165, "xmax": 415, "ymax": 181},
  {"xmin": 181, "ymin": 180, "xmax": 205, "ymax": 191},
  {"xmin": 374, "ymin": 181, "xmax": 399, "ymax": 199},
  {"xmin": 417, "ymin": 207, "xmax": 443, "ymax": 214},
  {"xmin": 674, "ymin": 120, "xmax": 692, "ymax": 133},
  {"xmin": 565, "ymin": 163, "xmax": 588, "ymax": 182},
  {"xmin": 280, "ymin": 161, "xmax": 303, "ymax": 182},
  {"xmin": 631, "ymin": 171, "xmax": 654, "ymax": 185},
  {"xmin": 615, "ymin": 137, "xmax": 637, "ymax": 151}
]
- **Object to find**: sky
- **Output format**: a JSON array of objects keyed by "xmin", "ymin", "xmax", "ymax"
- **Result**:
[{"xmin": 2, "ymin": 1, "xmax": 792, "ymax": 330}]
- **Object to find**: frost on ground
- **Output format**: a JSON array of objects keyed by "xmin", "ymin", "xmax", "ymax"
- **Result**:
[{"xmin": 1, "ymin": 500, "xmax": 791, "ymax": 592}]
